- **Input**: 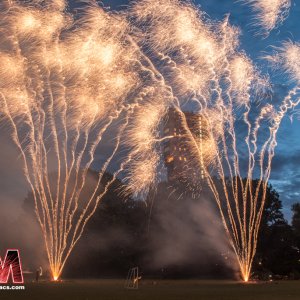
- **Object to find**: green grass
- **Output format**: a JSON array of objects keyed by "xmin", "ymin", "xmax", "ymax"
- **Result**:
[{"xmin": 1, "ymin": 279, "xmax": 300, "ymax": 300}]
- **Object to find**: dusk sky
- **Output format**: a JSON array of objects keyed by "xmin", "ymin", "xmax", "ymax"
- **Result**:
[
  {"xmin": 96, "ymin": 0, "xmax": 300, "ymax": 220},
  {"xmin": 0, "ymin": 1, "xmax": 299, "ymax": 222},
  {"xmin": 1, "ymin": 0, "xmax": 300, "ymax": 289}
]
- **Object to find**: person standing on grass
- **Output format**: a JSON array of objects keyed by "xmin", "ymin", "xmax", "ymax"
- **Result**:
[{"xmin": 35, "ymin": 266, "xmax": 42, "ymax": 282}]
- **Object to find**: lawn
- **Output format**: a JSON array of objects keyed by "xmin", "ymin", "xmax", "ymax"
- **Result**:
[{"xmin": 1, "ymin": 279, "xmax": 300, "ymax": 300}]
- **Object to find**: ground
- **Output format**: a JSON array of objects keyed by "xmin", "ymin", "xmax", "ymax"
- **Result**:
[{"xmin": 1, "ymin": 279, "xmax": 300, "ymax": 300}]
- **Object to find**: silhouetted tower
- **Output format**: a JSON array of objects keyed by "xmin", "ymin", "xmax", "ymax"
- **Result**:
[{"xmin": 163, "ymin": 108, "xmax": 206, "ymax": 192}]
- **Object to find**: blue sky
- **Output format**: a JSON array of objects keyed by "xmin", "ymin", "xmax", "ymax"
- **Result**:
[
  {"xmin": 195, "ymin": 0, "xmax": 300, "ymax": 220},
  {"xmin": 95, "ymin": 0, "xmax": 300, "ymax": 220},
  {"xmin": 0, "ymin": 1, "xmax": 298, "ymax": 222},
  {"xmin": 0, "ymin": 0, "xmax": 298, "ymax": 270}
]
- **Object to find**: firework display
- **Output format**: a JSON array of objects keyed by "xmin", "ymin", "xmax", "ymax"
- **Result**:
[
  {"xmin": 0, "ymin": 0, "xmax": 299, "ymax": 283},
  {"xmin": 125, "ymin": 0, "xmax": 300, "ymax": 281}
]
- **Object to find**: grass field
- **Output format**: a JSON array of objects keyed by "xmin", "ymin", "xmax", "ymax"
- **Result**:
[{"xmin": 1, "ymin": 279, "xmax": 300, "ymax": 300}]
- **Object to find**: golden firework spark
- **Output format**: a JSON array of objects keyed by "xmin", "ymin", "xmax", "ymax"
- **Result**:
[
  {"xmin": 125, "ymin": 0, "xmax": 300, "ymax": 282},
  {"xmin": 0, "ymin": 0, "xmax": 149, "ymax": 280},
  {"xmin": 1, "ymin": 0, "xmax": 300, "ymax": 283},
  {"xmin": 242, "ymin": 0, "xmax": 291, "ymax": 34}
]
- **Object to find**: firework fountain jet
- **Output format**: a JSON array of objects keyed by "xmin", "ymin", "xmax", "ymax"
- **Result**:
[
  {"xmin": 124, "ymin": 0, "xmax": 300, "ymax": 282},
  {"xmin": 1, "ymin": 0, "xmax": 299, "ymax": 283},
  {"xmin": 0, "ymin": 0, "xmax": 172, "ymax": 280}
]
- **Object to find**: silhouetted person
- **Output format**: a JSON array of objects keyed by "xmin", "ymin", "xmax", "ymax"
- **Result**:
[{"xmin": 35, "ymin": 266, "xmax": 42, "ymax": 282}]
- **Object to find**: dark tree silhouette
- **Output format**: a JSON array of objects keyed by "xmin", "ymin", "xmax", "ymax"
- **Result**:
[
  {"xmin": 22, "ymin": 172, "xmax": 300, "ymax": 279},
  {"xmin": 254, "ymin": 189, "xmax": 299, "ymax": 279}
]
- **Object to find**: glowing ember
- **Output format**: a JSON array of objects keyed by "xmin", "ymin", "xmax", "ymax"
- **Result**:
[
  {"xmin": 242, "ymin": 0, "xmax": 291, "ymax": 34},
  {"xmin": 1, "ymin": 0, "xmax": 299, "ymax": 283},
  {"xmin": 0, "ymin": 0, "xmax": 144, "ymax": 280},
  {"xmin": 124, "ymin": 0, "xmax": 300, "ymax": 283}
]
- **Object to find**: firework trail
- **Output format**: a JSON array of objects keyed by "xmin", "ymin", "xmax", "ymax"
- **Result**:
[
  {"xmin": 1, "ymin": 0, "xmax": 299, "ymax": 283},
  {"xmin": 242, "ymin": 0, "xmax": 291, "ymax": 35},
  {"xmin": 125, "ymin": 0, "xmax": 300, "ymax": 282},
  {"xmin": 0, "ymin": 0, "xmax": 166, "ymax": 280}
]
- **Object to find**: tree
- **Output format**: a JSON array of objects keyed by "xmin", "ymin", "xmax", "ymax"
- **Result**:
[
  {"xmin": 292, "ymin": 203, "xmax": 300, "ymax": 240},
  {"xmin": 254, "ymin": 187, "xmax": 299, "ymax": 278},
  {"xmin": 291, "ymin": 203, "xmax": 300, "ymax": 276}
]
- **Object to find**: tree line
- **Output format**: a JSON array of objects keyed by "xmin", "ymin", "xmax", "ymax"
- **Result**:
[{"xmin": 23, "ymin": 171, "xmax": 300, "ymax": 280}]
